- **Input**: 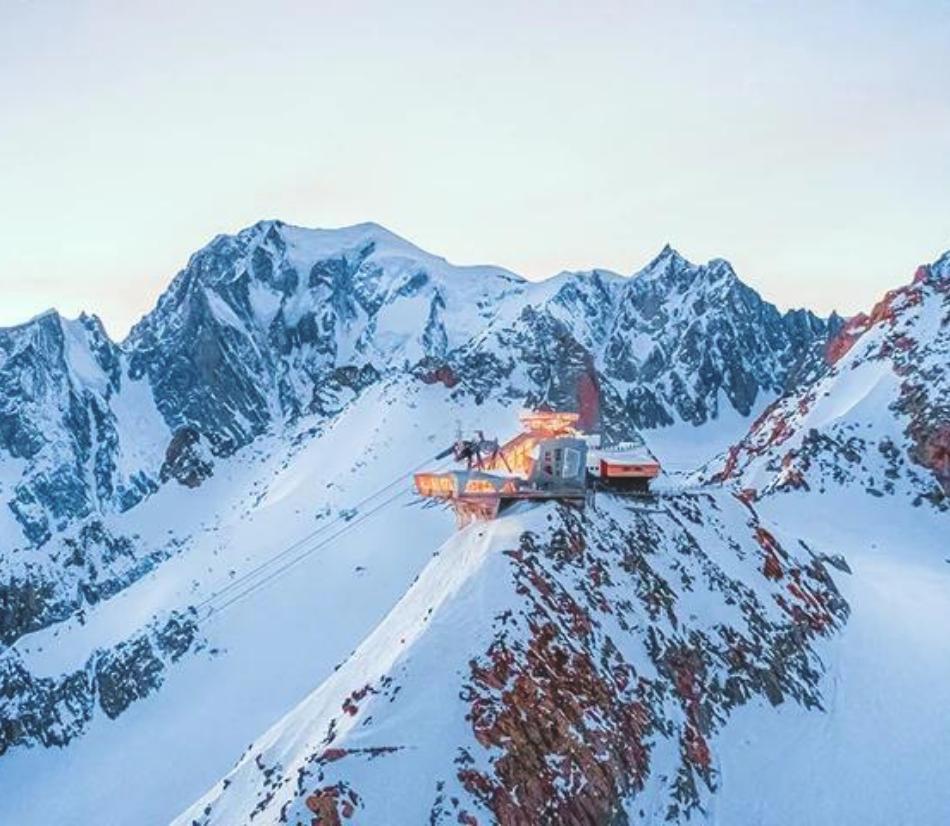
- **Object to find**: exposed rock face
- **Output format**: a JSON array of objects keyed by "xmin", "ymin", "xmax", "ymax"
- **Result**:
[
  {"xmin": 123, "ymin": 221, "xmax": 525, "ymax": 456},
  {"xmin": 437, "ymin": 251, "xmax": 833, "ymax": 440},
  {"xmin": 160, "ymin": 428, "xmax": 214, "ymax": 488},
  {"xmin": 0, "ymin": 576, "xmax": 61, "ymax": 648},
  {"xmin": 602, "ymin": 248, "xmax": 830, "ymax": 427},
  {"xmin": 0, "ymin": 521, "xmax": 179, "ymax": 646},
  {"xmin": 0, "ymin": 611, "xmax": 200, "ymax": 756},
  {"xmin": 712, "ymin": 254, "xmax": 950, "ymax": 508},
  {"xmin": 0, "ymin": 311, "xmax": 153, "ymax": 545},
  {"xmin": 174, "ymin": 494, "xmax": 847, "ymax": 825},
  {"xmin": 453, "ymin": 501, "xmax": 844, "ymax": 824}
]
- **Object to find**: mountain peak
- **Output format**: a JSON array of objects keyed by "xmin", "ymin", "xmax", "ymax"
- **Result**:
[
  {"xmin": 641, "ymin": 243, "xmax": 690, "ymax": 273},
  {"xmin": 634, "ymin": 245, "xmax": 743, "ymax": 293},
  {"xmin": 204, "ymin": 219, "xmax": 526, "ymax": 289},
  {"xmin": 0, "ymin": 307, "xmax": 61, "ymax": 335},
  {"xmin": 707, "ymin": 256, "xmax": 738, "ymax": 277},
  {"xmin": 923, "ymin": 249, "xmax": 950, "ymax": 282}
]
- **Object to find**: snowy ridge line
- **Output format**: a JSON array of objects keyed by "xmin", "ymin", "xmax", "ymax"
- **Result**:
[
  {"xmin": 198, "ymin": 485, "xmax": 416, "ymax": 625},
  {"xmin": 193, "ymin": 451, "xmax": 447, "ymax": 615}
]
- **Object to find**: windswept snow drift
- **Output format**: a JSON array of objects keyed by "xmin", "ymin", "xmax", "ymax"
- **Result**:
[{"xmin": 714, "ymin": 493, "xmax": 950, "ymax": 825}]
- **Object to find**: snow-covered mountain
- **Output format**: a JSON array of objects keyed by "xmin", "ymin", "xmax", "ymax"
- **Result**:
[
  {"xmin": 1, "ymin": 221, "xmax": 947, "ymax": 825},
  {"xmin": 428, "ymin": 244, "xmax": 835, "ymax": 452},
  {"xmin": 0, "ymin": 310, "xmax": 161, "ymax": 545},
  {"xmin": 0, "ymin": 310, "xmax": 170, "ymax": 648},
  {"xmin": 123, "ymin": 221, "xmax": 527, "ymax": 455},
  {"xmin": 0, "ymin": 221, "xmax": 835, "ymax": 645},
  {"xmin": 710, "ymin": 253, "xmax": 949, "ymax": 508}
]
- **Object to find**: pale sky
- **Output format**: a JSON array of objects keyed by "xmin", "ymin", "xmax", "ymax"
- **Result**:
[{"xmin": 2, "ymin": 0, "xmax": 949, "ymax": 338}]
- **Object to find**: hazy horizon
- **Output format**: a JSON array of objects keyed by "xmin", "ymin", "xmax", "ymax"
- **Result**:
[{"xmin": 3, "ymin": 1, "xmax": 949, "ymax": 337}]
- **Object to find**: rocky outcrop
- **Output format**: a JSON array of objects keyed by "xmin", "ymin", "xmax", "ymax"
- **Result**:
[
  {"xmin": 453, "ymin": 499, "xmax": 845, "ymax": 823},
  {"xmin": 0, "ymin": 521, "xmax": 179, "ymax": 646},
  {"xmin": 160, "ymin": 427, "xmax": 214, "ymax": 488},
  {"xmin": 0, "ymin": 611, "xmax": 200, "ymax": 756},
  {"xmin": 175, "ymin": 494, "xmax": 847, "ymax": 825}
]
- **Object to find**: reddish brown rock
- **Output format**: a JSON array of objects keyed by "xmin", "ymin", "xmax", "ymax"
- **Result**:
[
  {"xmin": 305, "ymin": 783, "xmax": 360, "ymax": 825},
  {"xmin": 419, "ymin": 364, "xmax": 460, "ymax": 388}
]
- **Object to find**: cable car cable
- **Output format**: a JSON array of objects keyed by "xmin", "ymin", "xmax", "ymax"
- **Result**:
[
  {"xmin": 193, "ymin": 450, "xmax": 446, "ymax": 611},
  {"xmin": 199, "ymin": 485, "xmax": 412, "ymax": 623}
]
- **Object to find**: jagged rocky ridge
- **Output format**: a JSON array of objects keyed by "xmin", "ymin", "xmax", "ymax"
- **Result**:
[
  {"xmin": 1, "ymin": 222, "xmax": 834, "ymax": 547},
  {"xmin": 176, "ymin": 494, "xmax": 847, "ymax": 825},
  {"xmin": 0, "ymin": 311, "xmax": 160, "ymax": 545},
  {"xmin": 0, "ymin": 222, "xmax": 837, "ymax": 649},
  {"xmin": 426, "ymin": 247, "xmax": 835, "ymax": 435},
  {"xmin": 710, "ymin": 254, "xmax": 949, "ymax": 507}
]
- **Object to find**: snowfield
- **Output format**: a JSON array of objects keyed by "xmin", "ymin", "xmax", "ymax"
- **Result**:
[{"xmin": 715, "ymin": 493, "xmax": 950, "ymax": 825}]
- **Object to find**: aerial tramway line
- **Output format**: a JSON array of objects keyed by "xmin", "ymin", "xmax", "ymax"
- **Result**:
[
  {"xmin": 197, "ymin": 408, "xmax": 662, "ymax": 620},
  {"xmin": 196, "ymin": 453, "xmax": 448, "ymax": 624}
]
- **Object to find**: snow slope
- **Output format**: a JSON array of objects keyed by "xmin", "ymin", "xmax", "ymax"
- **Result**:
[
  {"xmin": 711, "ymin": 254, "xmax": 949, "ymax": 507},
  {"xmin": 696, "ymin": 254, "xmax": 950, "ymax": 823},
  {"xmin": 175, "ymin": 491, "xmax": 846, "ymax": 825},
  {"xmin": 714, "ymin": 492, "xmax": 950, "ymax": 825},
  {"xmin": 0, "ymin": 383, "xmax": 525, "ymax": 825}
]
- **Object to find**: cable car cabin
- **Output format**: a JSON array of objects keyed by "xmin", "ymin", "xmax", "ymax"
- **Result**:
[{"xmin": 413, "ymin": 411, "xmax": 661, "ymax": 525}]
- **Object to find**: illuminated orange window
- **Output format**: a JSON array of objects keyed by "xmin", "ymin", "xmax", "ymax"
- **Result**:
[
  {"xmin": 600, "ymin": 461, "xmax": 661, "ymax": 479},
  {"xmin": 464, "ymin": 478, "xmax": 498, "ymax": 494},
  {"xmin": 519, "ymin": 410, "xmax": 579, "ymax": 436},
  {"xmin": 414, "ymin": 473, "xmax": 457, "ymax": 497}
]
